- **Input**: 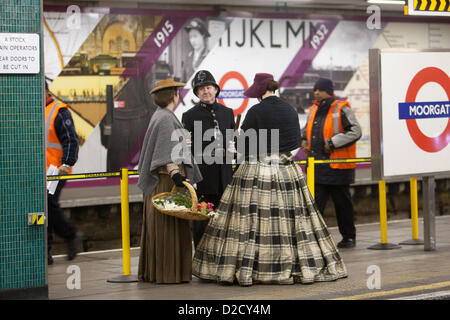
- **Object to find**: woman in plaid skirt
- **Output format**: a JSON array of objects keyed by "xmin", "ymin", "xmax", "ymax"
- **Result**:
[{"xmin": 192, "ymin": 73, "xmax": 348, "ymax": 286}]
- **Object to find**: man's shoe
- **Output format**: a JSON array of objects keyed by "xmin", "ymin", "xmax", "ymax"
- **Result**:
[
  {"xmin": 337, "ymin": 238, "xmax": 356, "ymax": 248},
  {"xmin": 48, "ymin": 254, "xmax": 54, "ymax": 265},
  {"xmin": 67, "ymin": 232, "xmax": 83, "ymax": 260}
]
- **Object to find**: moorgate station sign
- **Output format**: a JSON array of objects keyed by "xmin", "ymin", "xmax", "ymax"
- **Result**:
[
  {"xmin": 369, "ymin": 48, "xmax": 450, "ymax": 251},
  {"xmin": 370, "ymin": 49, "xmax": 450, "ymax": 179}
]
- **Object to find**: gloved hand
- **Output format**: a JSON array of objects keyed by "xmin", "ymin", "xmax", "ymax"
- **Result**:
[{"xmin": 172, "ymin": 173, "xmax": 187, "ymax": 187}]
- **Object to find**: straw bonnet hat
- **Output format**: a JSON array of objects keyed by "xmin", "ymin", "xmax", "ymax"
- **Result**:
[{"xmin": 150, "ymin": 78, "xmax": 186, "ymax": 94}]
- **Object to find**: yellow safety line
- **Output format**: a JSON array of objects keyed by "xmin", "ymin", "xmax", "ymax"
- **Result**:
[
  {"xmin": 47, "ymin": 172, "xmax": 121, "ymax": 180},
  {"xmin": 45, "ymin": 159, "xmax": 372, "ymax": 181},
  {"xmin": 332, "ymin": 281, "xmax": 450, "ymax": 300},
  {"xmin": 296, "ymin": 158, "xmax": 371, "ymax": 165},
  {"xmin": 313, "ymin": 158, "xmax": 371, "ymax": 164},
  {"xmin": 46, "ymin": 170, "xmax": 140, "ymax": 181}
]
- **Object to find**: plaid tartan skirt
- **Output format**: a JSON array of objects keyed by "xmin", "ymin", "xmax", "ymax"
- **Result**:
[{"xmin": 192, "ymin": 153, "xmax": 348, "ymax": 286}]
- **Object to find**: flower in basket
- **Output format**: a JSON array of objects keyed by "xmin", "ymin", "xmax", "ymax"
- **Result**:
[
  {"xmin": 197, "ymin": 201, "xmax": 216, "ymax": 217},
  {"xmin": 154, "ymin": 192, "xmax": 192, "ymax": 211}
]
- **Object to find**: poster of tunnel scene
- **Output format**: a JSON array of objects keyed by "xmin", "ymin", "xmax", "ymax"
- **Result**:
[{"xmin": 43, "ymin": 5, "xmax": 450, "ymax": 179}]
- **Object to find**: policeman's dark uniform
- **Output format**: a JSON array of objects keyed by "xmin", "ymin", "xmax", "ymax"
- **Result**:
[{"xmin": 182, "ymin": 70, "xmax": 235, "ymax": 247}]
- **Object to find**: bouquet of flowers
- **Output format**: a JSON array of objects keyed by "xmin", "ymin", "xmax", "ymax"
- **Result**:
[{"xmin": 197, "ymin": 201, "xmax": 217, "ymax": 217}]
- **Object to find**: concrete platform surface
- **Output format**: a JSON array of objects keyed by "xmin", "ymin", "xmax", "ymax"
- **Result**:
[{"xmin": 48, "ymin": 215, "xmax": 450, "ymax": 301}]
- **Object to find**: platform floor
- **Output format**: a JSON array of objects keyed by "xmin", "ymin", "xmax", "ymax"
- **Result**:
[{"xmin": 48, "ymin": 215, "xmax": 450, "ymax": 300}]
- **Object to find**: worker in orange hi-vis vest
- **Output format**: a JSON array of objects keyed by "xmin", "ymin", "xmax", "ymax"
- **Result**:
[
  {"xmin": 45, "ymin": 80, "xmax": 82, "ymax": 265},
  {"xmin": 301, "ymin": 77, "xmax": 362, "ymax": 249}
]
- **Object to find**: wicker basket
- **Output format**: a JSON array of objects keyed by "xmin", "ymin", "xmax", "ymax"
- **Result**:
[{"xmin": 151, "ymin": 181, "xmax": 211, "ymax": 221}]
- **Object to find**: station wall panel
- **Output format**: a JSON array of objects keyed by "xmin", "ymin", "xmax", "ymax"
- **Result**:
[{"xmin": 0, "ymin": 0, "xmax": 46, "ymax": 294}]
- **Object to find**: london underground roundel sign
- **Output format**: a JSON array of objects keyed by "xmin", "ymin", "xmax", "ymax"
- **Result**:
[
  {"xmin": 217, "ymin": 71, "xmax": 249, "ymax": 116},
  {"xmin": 403, "ymin": 67, "xmax": 450, "ymax": 153}
]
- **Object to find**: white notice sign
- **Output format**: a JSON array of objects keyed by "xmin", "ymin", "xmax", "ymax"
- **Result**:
[{"xmin": 0, "ymin": 33, "xmax": 40, "ymax": 74}]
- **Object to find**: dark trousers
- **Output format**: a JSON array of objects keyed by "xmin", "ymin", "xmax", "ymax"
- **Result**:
[
  {"xmin": 47, "ymin": 180, "xmax": 77, "ymax": 253},
  {"xmin": 315, "ymin": 184, "xmax": 356, "ymax": 240},
  {"xmin": 192, "ymin": 193, "xmax": 222, "ymax": 248}
]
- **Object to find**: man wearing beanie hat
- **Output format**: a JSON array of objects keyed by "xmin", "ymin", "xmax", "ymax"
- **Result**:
[
  {"xmin": 313, "ymin": 77, "xmax": 334, "ymax": 96},
  {"xmin": 301, "ymin": 77, "xmax": 362, "ymax": 248},
  {"xmin": 182, "ymin": 70, "xmax": 235, "ymax": 248}
]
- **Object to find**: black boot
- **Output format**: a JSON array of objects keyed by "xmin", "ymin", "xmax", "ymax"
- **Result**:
[
  {"xmin": 48, "ymin": 254, "xmax": 54, "ymax": 265},
  {"xmin": 337, "ymin": 238, "xmax": 356, "ymax": 248}
]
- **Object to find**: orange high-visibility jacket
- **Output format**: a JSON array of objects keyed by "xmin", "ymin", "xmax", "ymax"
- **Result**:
[
  {"xmin": 45, "ymin": 99, "xmax": 73, "ymax": 174},
  {"xmin": 305, "ymin": 100, "xmax": 356, "ymax": 169}
]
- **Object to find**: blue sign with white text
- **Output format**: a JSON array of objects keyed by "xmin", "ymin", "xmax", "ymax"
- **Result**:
[{"xmin": 398, "ymin": 101, "xmax": 450, "ymax": 120}]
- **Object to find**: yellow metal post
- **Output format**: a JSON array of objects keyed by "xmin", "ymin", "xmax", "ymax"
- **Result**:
[
  {"xmin": 379, "ymin": 180, "xmax": 388, "ymax": 244},
  {"xmin": 399, "ymin": 177, "xmax": 423, "ymax": 245},
  {"xmin": 307, "ymin": 157, "xmax": 315, "ymax": 198},
  {"xmin": 410, "ymin": 177, "xmax": 419, "ymax": 240},
  {"xmin": 106, "ymin": 168, "xmax": 138, "ymax": 283},
  {"xmin": 120, "ymin": 168, "xmax": 131, "ymax": 276},
  {"xmin": 368, "ymin": 180, "xmax": 401, "ymax": 250}
]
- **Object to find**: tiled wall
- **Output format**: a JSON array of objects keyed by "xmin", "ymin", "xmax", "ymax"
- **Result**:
[{"xmin": 0, "ymin": 0, "xmax": 46, "ymax": 292}]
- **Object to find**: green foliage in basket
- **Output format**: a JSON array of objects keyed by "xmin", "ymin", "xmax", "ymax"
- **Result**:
[{"xmin": 155, "ymin": 191, "xmax": 192, "ymax": 209}]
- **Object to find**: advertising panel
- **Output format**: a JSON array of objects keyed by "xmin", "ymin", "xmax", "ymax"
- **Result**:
[{"xmin": 42, "ymin": 5, "xmax": 450, "ymax": 194}]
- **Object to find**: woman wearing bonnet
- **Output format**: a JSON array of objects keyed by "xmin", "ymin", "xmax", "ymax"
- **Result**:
[{"xmin": 137, "ymin": 78, "xmax": 202, "ymax": 283}]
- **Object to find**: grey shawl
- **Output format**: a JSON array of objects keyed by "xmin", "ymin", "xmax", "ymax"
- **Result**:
[{"xmin": 137, "ymin": 107, "xmax": 203, "ymax": 197}]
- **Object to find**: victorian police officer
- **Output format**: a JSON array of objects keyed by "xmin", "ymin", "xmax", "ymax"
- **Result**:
[{"xmin": 182, "ymin": 70, "xmax": 235, "ymax": 248}]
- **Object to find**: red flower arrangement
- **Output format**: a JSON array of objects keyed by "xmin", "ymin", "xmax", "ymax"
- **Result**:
[{"xmin": 197, "ymin": 201, "xmax": 217, "ymax": 217}]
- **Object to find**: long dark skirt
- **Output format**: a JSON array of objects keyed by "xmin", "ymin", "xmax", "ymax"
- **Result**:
[
  {"xmin": 192, "ymin": 153, "xmax": 348, "ymax": 286},
  {"xmin": 138, "ymin": 174, "xmax": 192, "ymax": 283}
]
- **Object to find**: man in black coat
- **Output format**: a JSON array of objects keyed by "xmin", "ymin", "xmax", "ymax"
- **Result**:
[{"xmin": 182, "ymin": 70, "xmax": 235, "ymax": 248}]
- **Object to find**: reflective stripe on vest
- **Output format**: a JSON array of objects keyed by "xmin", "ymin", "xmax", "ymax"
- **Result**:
[
  {"xmin": 305, "ymin": 100, "xmax": 356, "ymax": 169},
  {"xmin": 45, "ymin": 101, "xmax": 62, "ymax": 147}
]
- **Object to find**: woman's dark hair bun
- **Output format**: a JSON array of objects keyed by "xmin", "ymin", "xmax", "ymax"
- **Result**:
[{"xmin": 267, "ymin": 80, "xmax": 279, "ymax": 92}]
